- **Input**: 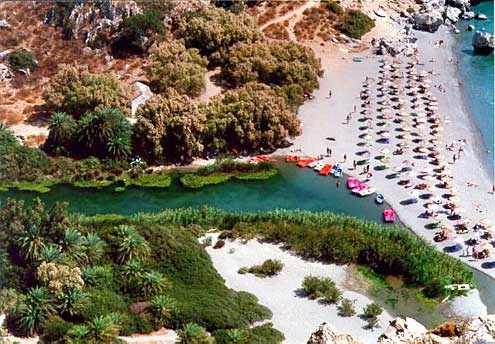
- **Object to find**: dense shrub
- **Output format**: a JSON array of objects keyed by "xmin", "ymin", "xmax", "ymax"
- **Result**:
[
  {"xmin": 203, "ymin": 83, "xmax": 300, "ymax": 153},
  {"xmin": 301, "ymin": 275, "xmax": 341, "ymax": 303},
  {"xmin": 43, "ymin": 64, "xmax": 131, "ymax": 119},
  {"xmin": 324, "ymin": 0, "xmax": 344, "ymax": 14},
  {"xmin": 238, "ymin": 259, "xmax": 283, "ymax": 278},
  {"xmin": 133, "ymin": 90, "xmax": 206, "ymax": 163},
  {"xmin": 112, "ymin": 9, "xmax": 164, "ymax": 55},
  {"xmin": 146, "ymin": 41, "xmax": 207, "ymax": 96},
  {"xmin": 338, "ymin": 298, "xmax": 356, "ymax": 317},
  {"xmin": 176, "ymin": 7, "xmax": 261, "ymax": 65},
  {"xmin": 0, "ymin": 139, "xmax": 51, "ymax": 183},
  {"xmin": 247, "ymin": 323, "xmax": 285, "ymax": 344},
  {"xmin": 362, "ymin": 302, "xmax": 383, "ymax": 328},
  {"xmin": 338, "ymin": 10, "xmax": 375, "ymax": 39},
  {"xmin": 222, "ymin": 41, "xmax": 321, "ymax": 107},
  {"xmin": 9, "ymin": 49, "xmax": 37, "ymax": 72}
]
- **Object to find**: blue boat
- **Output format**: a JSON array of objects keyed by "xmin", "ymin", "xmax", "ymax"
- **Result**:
[
  {"xmin": 375, "ymin": 193, "xmax": 384, "ymax": 204},
  {"xmin": 333, "ymin": 167, "xmax": 343, "ymax": 178}
]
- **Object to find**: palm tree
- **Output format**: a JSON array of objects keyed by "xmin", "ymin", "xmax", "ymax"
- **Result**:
[
  {"xmin": 107, "ymin": 135, "xmax": 131, "ymax": 159},
  {"xmin": 16, "ymin": 287, "xmax": 55, "ymax": 336},
  {"xmin": 121, "ymin": 259, "xmax": 146, "ymax": 292},
  {"xmin": 82, "ymin": 232, "xmax": 106, "ymax": 265},
  {"xmin": 16, "ymin": 224, "xmax": 45, "ymax": 261},
  {"xmin": 58, "ymin": 289, "xmax": 87, "ymax": 317},
  {"xmin": 176, "ymin": 323, "xmax": 213, "ymax": 344},
  {"xmin": 39, "ymin": 244, "xmax": 63, "ymax": 263},
  {"xmin": 138, "ymin": 270, "xmax": 170, "ymax": 298},
  {"xmin": 83, "ymin": 315, "xmax": 122, "ymax": 343},
  {"xmin": 225, "ymin": 329, "xmax": 249, "ymax": 343},
  {"xmin": 148, "ymin": 295, "xmax": 176, "ymax": 326},
  {"xmin": 60, "ymin": 228, "xmax": 87, "ymax": 264},
  {"xmin": 48, "ymin": 112, "xmax": 76, "ymax": 144},
  {"xmin": 116, "ymin": 225, "xmax": 151, "ymax": 263},
  {"xmin": 66, "ymin": 324, "xmax": 89, "ymax": 344}
]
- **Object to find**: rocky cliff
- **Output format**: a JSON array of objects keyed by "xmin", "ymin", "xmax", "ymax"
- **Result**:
[{"xmin": 308, "ymin": 315, "xmax": 495, "ymax": 344}]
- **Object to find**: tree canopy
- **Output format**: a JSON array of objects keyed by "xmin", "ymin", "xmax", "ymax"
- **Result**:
[
  {"xmin": 146, "ymin": 41, "xmax": 207, "ymax": 97},
  {"xmin": 43, "ymin": 64, "xmax": 131, "ymax": 119}
]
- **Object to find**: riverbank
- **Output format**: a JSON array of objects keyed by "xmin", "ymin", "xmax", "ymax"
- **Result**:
[{"xmin": 277, "ymin": 26, "xmax": 494, "ymax": 283}]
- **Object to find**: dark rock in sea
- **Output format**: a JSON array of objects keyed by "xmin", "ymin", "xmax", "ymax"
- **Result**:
[
  {"xmin": 446, "ymin": 0, "xmax": 471, "ymax": 12},
  {"xmin": 467, "ymin": 24, "xmax": 475, "ymax": 31},
  {"xmin": 476, "ymin": 13, "xmax": 488, "ymax": 20},
  {"xmin": 472, "ymin": 31, "xmax": 494, "ymax": 55}
]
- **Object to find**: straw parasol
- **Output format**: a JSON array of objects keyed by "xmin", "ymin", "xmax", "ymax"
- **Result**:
[
  {"xmin": 417, "ymin": 147, "xmax": 429, "ymax": 153},
  {"xmin": 426, "ymin": 185, "xmax": 436, "ymax": 192},
  {"xmin": 404, "ymin": 171, "xmax": 416, "ymax": 177},
  {"xmin": 480, "ymin": 218, "xmax": 493, "ymax": 227},
  {"xmin": 380, "ymin": 148, "xmax": 390, "ymax": 154},
  {"xmin": 480, "ymin": 242, "xmax": 493, "ymax": 251},
  {"xmin": 421, "ymin": 167, "xmax": 433, "ymax": 174},
  {"xmin": 452, "ymin": 236, "xmax": 463, "ymax": 244},
  {"xmin": 392, "ymin": 166, "xmax": 402, "ymax": 172},
  {"xmin": 429, "ymin": 194, "xmax": 440, "ymax": 201}
]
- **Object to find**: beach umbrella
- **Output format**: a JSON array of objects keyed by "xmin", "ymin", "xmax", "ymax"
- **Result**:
[
  {"xmin": 380, "ymin": 157, "xmax": 391, "ymax": 163},
  {"xmin": 448, "ymin": 196, "xmax": 460, "ymax": 202},
  {"xmin": 427, "ymin": 185, "xmax": 436, "ymax": 192},
  {"xmin": 422, "ymin": 175, "xmax": 434, "ymax": 181},
  {"xmin": 426, "ymin": 203, "xmax": 439, "ymax": 211},
  {"xmin": 480, "ymin": 242, "xmax": 493, "ymax": 251},
  {"xmin": 454, "ymin": 207, "xmax": 466, "ymax": 214},
  {"xmin": 363, "ymin": 134, "xmax": 372, "ymax": 140},
  {"xmin": 403, "ymin": 159, "xmax": 413, "ymax": 165},
  {"xmin": 392, "ymin": 166, "xmax": 402, "ymax": 172},
  {"xmin": 380, "ymin": 132, "xmax": 391, "ymax": 138},
  {"xmin": 417, "ymin": 147, "xmax": 428, "ymax": 153},
  {"xmin": 402, "ymin": 125, "xmax": 412, "ymax": 132},
  {"xmin": 480, "ymin": 219, "xmax": 493, "ymax": 227},
  {"xmin": 429, "ymin": 194, "xmax": 440, "ymax": 201},
  {"xmin": 404, "ymin": 171, "xmax": 416, "ymax": 177},
  {"xmin": 452, "ymin": 236, "xmax": 463, "ymax": 244},
  {"xmin": 421, "ymin": 167, "xmax": 434, "ymax": 174},
  {"xmin": 380, "ymin": 148, "xmax": 390, "ymax": 154},
  {"xmin": 433, "ymin": 146, "xmax": 443, "ymax": 152},
  {"xmin": 364, "ymin": 141, "xmax": 373, "ymax": 147}
]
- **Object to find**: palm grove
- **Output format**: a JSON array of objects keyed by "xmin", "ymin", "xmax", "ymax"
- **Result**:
[{"xmin": 42, "ymin": 6, "xmax": 322, "ymax": 165}]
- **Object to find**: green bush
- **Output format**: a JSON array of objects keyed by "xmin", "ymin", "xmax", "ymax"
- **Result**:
[
  {"xmin": 9, "ymin": 49, "xmax": 37, "ymax": 72},
  {"xmin": 362, "ymin": 302, "xmax": 383, "ymax": 328},
  {"xmin": 247, "ymin": 323, "xmax": 285, "ymax": 344},
  {"xmin": 324, "ymin": 0, "xmax": 344, "ymax": 14},
  {"xmin": 112, "ymin": 9, "xmax": 164, "ymax": 55},
  {"xmin": 337, "ymin": 298, "xmax": 356, "ymax": 317},
  {"xmin": 238, "ymin": 259, "xmax": 283, "ymax": 278},
  {"xmin": 338, "ymin": 10, "xmax": 375, "ymax": 39},
  {"xmin": 301, "ymin": 276, "xmax": 340, "ymax": 303}
]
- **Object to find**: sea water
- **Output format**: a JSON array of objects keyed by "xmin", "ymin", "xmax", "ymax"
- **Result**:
[{"xmin": 454, "ymin": 1, "xmax": 494, "ymax": 177}]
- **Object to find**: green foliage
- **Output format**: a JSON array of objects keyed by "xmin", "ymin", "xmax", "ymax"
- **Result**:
[
  {"xmin": 0, "ymin": 140, "xmax": 51, "ymax": 184},
  {"xmin": 203, "ymin": 83, "xmax": 300, "ymax": 153},
  {"xmin": 212, "ymin": 0, "xmax": 246, "ymax": 14},
  {"xmin": 362, "ymin": 302, "xmax": 383, "ymax": 329},
  {"xmin": 246, "ymin": 323, "xmax": 284, "ymax": 344},
  {"xmin": 338, "ymin": 298, "xmax": 356, "ymax": 317},
  {"xmin": 116, "ymin": 225, "xmax": 151, "ymax": 263},
  {"xmin": 44, "ymin": 112, "xmax": 77, "ymax": 156},
  {"xmin": 238, "ymin": 259, "xmax": 283, "ymax": 278},
  {"xmin": 222, "ymin": 41, "xmax": 321, "ymax": 105},
  {"xmin": 112, "ymin": 9, "xmax": 164, "ymax": 55},
  {"xmin": 0, "ymin": 123, "xmax": 17, "ymax": 146},
  {"xmin": 124, "ymin": 170, "xmax": 172, "ymax": 188},
  {"xmin": 133, "ymin": 90, "xmax": 206, "ymax": 163},
  {"xmin": 43, "ymin": 64, "xmax": 131, "ymax": 119},
  {"xmin": 176, "ymin": 322, "xmax": 214, "ymax": 344},
  {"xmin": 148, "ymin": 295, "xmax": 177, "ymax": 327},
  {"xmin": 324, "ymin": 0, "xmax": 344, "ymax": 14},
  {"xmin": 14, "ymin": 287, "xmax": 56, "ymax": 336},
  {"xmin": 180, "ymin": 173, "xmax": 231, "ymax": 189},
  {"xmin": 66, "ymin": 315, "xmax": 122, "ymax": 343},
  {"xmin": 338, "ymin": 10, "xmax": 375, "ymax": 39},
  {"xmin": 301, "ymin": 276, "xmax": 341, "ymax": 303},
  {"xmin": 146, "ymin": 41, "xmax": 207, "ymax": 97},
  {"xmin": 176, "ymin": 7, "xmax": 261, "ymax": 65},
  {"xmin": 9, "ymin": 49, "xmax": 37, "ymax": 72}
]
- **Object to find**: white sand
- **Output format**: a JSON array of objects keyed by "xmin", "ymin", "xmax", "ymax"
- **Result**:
[
  {"xmin": 277, "ymin": 27, "xmax": 495, "ymax": 281},
  {"xmin": 205, "ymin": 234, "xmax": 392, "ymax": 344}
]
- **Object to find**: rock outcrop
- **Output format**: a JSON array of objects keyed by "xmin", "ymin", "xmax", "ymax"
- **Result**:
[
  {"xmin": 472, "ymin": 31, "xmax": 494, "ymax": 55},
  {"xmin": 0, "ymin": 63, "xmax": 12, "ymax": 82},
  {"xmin": 0, "ymin": 19, "xmax": 11, "ymax": 30},
  {"xmin": 45, "ymin": 1, "xmax": 142, "ymax": 47},
  {"xmin": 413, "ymin": 11, "xmax": 444, "ymax": 32},
  {"xmin": 309, "ymin": 315, "xmax": 495, "ymax": 344},
  {"xmin": 445, "ymin": 6, "xmax": 462, "ymax": 22},
  {"xmin": 307, "ymin": 322, "xmax": 363, "ymax": 344}
]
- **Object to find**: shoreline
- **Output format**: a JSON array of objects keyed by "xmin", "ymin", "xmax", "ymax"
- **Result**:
[
  {"xmin": 449, "ymin": 28, "xmax": 494, "ymax": 182},
  {"xmin": 276, "ymin": 25, "xmax": 495, "ymax": 285}
]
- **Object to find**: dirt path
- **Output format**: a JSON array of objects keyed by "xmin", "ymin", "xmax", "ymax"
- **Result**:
[
  {"xmin": 259, "ymin": 1, "xmax": 320, "ymax": 41},
  {"xmin": 198, "ymin": 68, "xmax": 223, "ymax": 103}
]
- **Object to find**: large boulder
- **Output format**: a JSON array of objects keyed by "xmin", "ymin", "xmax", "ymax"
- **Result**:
[
  {"xmin": 462, "ymin": 11, "xmax": 476, "ymax": 20},
  {"xmin": 472, "ymin": 31, "xmax": 494, "ymax": 55},
  {"xmin": 446, "ymin": 0, "xmax": 471, "ymax": 12},
  {"xmin": 307, "ymin": 322, "xmax": 363, "ymax": 344},
  {"xmin": 413, "ymin": 11, "xmax": 444, "ymax": 32},
  {"xmin": 445, "ymin": 6, "xmax": 462, "ymax": 22},
  {"xmin": 0, "ymin": 64, "xmax": 13, "ymax": 82},
  {"xmin": 0, "ymin": 19, "xmax": 11, "ymax": 30},
  {"xmin": 378, "ymin": 317, "xmax": 427, "ymax": 343}
]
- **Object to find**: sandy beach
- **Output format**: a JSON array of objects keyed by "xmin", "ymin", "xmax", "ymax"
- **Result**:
[
  {"xmin": 278, "ymin": 26, "xmax": 495, "ymax": 281},
  {"xmin": 205, "ymin": 234, "xmax": 392, "ymax": 343}
]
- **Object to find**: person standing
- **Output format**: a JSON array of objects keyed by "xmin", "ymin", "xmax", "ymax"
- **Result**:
[
  {"xmin": 343, "ymin": 153, "xmax": 347, "ymax": 163},
  {"xmin": 328, "ymin": 90, "xmax": 332, "ymax": 98}
]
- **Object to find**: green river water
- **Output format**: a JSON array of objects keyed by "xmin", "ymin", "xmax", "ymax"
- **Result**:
[{"xmin": 0, "ymin": 162, "xmax": 493, "ymax": 315}]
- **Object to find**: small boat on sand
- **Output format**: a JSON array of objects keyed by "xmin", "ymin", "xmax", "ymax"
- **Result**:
[
  {"xmin": 285, "ymin": 155, "xmax": 299, "ymax": 162},
  {"xmin": 308, "ymin": 159, "xmax": 323, "ymax": 168},
  {"xmin": 313, "ymin": 161, "xmax": 326, "ymax": 171},
  {"xmin": 352, "ymin": 184, "xmax": 376, "ymax": 196},
  {"xmin": 297, "ymin": 158, "xmax": 316, "ymax": 168},
  {"xmin": 333, "ymin": 167, "xmax": 343, "ymax": 177},
  {"xmin": 319, "ymin": 164, "xmax": 332, "ymax": 175},
  {"xmin": 383, "ymin": 208, "xmax": 396, "ymax": 223},
  {"xmin": 347, "ymin": 177, "xmax": 359, "ymax": 189},
  {"xmin": 375, "ymin": 193, "xmax": 385, "ymax": 204}
]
